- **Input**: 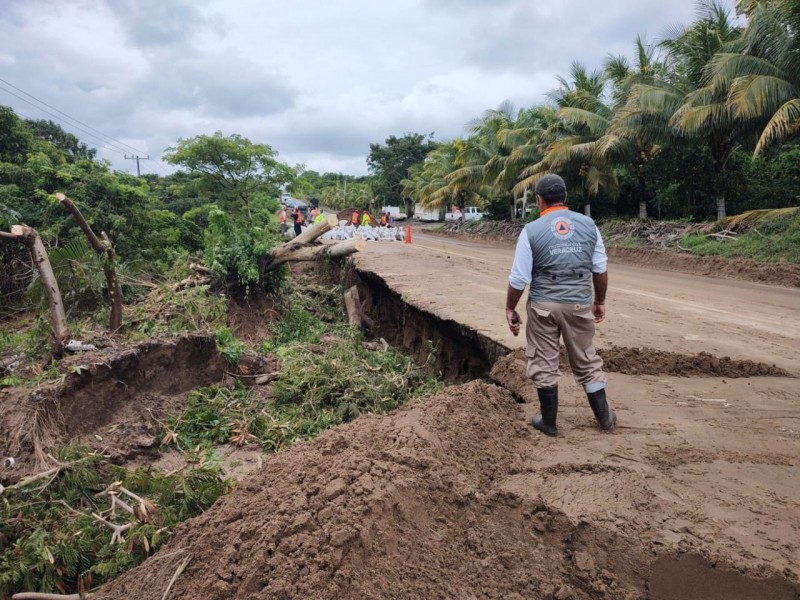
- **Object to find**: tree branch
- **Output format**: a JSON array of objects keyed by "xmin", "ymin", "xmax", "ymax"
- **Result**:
[
  {"xmin": 55, "ymin": 194, "xmax": 123, "ymax": 331},
  {"xmin": 8, "ymin": 225, "xmax": 68, "ymax": 353}
]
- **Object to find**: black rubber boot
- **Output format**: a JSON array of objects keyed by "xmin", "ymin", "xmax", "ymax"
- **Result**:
[
  {"xmin": 587, "ymin": 388, "xmax": 616, "ymax": 432},
  {"xmin": 532, "ymin": 386, "xmax": 558, "ymax": 437}
]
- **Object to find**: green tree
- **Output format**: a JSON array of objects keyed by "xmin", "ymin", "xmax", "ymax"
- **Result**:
[
  {"xmin": 25, "ymin": 119, "xmax": 97, "ymax": 162},
  {"xmin": 402, "ymin": 140, "xmax": 482, "ymax": 212},
  {"xmin": 528, "ymin": 62, "xmax": 618, "ymax": 217},
  {"xmin": 664, "ymin": 1, "xmax": 745, "ymax": 219},
  {"xmin": 704, "ymin": 0, "xmax": 800, "ymax": 155},
  {"xmin": 163, "ymin": 132, "xmax": 295, "ymax": 224},
  {"xmin": 367, "ymin": 133, "xmax": 438, "ymax": 215},
  {"xmin": 0, "ymin": 106, "xmax": 33, "ymax": 164},
  {"xmin": 601, "ymin": 36, "xmax": 668, "ymax": 218}
]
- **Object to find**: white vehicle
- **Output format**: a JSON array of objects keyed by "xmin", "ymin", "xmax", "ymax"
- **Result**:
[
  {"xmin": 413, "ymin": 206, "xmax": 441, "ymax": 222},
  {"xmin": 445, "ymin": 206, "xmax": 484, "ymax": 222},
  {"xmin": 381, "ymin": 205, "xmax": 407, "ymax": 221},
  {"xmin": 463, "ymin": 206, "xmax": 484, "ymax": 221}
]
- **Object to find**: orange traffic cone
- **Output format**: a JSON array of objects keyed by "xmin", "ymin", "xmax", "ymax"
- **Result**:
[{"xmin": 404, "ymin": 225, "xmax": 412, "ymax": 244}]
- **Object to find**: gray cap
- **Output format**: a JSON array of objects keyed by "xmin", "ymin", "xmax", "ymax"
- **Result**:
[{"xmin": 535, "ymin": 174, "xmax": 567, "ymax": 200}]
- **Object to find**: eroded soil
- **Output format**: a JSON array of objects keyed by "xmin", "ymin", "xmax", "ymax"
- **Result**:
[
  {"xmin": 96, "ymin": 381, "xmax": 799, "ymax": 599},
  {"xmin": 2, "ymin": 231, "xmax": 799, "ymax": 599}
]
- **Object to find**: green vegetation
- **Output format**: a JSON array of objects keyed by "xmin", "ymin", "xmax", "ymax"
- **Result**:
[
  {"xmin": 166, "ymin": 310, "xmax": 440, "ymax": 454},
  {"xmin": 0, "ymin": 447, "xmax": 230, "ymax": 598},
  {"xmin": 682, "ymin": 209, "xmax": 800, "ymax": 263},
  {"xmin": 401, "ymin": 0, "xmax": 799, "ymax": 223},
  {"xmin": 599, "ymin": 208, "xmax": 800, "ymax": 263},
  {"xmin": 159, "ymin": 269, "xmax": 441, "ymax": 454}
]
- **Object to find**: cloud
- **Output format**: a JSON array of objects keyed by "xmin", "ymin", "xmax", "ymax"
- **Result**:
[
  {"xmin": 0, "ymin": 0, "xmax": 737, "ymax": 177},
  {"xmin": 102, "ymin": 0, "xmax": 220, "ymax": 49}
]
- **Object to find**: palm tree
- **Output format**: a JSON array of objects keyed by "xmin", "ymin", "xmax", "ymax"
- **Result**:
[
  {"xmin": 517, "ymin": 62, "xmax": 618, "ymax": 217},
  {"xmin": 665, "ymin": 1, "xmax": 744, "ymax": 219},
  {"xmin": 402, "ymin": 140, "xmax": 482, "ymax": 211},
  {"xmin": 445, "ymin": 102, "xmax": 553, "ymax": 218},
  {"xmin": 601, "ymin": 35, "xmax": 668, "ymax": 218},
  {"xmin": 704, "ymin": 0, "xmax": 800, "ymax": 155}
]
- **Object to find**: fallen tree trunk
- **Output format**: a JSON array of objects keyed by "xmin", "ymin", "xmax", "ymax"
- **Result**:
[
  {"xmin": 266, "ymin": 238, "xmax": 366, "ymax": 270},
  {"xmin": 56, "ymin": 192, "xmax": 123, "ymax": 332},
  {"xmin": 7, "ymin": 225, "xmax": 69, "ymax": 354},
  {"xmin": 260, "ymin": 214, "xmax": 365, "ymax": 273}
]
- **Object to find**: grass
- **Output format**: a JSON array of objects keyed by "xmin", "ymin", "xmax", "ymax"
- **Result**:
[
  {"xmin": 682, "ymin": 211, "xmax": 800, "ymax": 263},
  {"xmin": 599, "ymin": 210, "xmax": 800, "ymax": 264},
  {"xmin": 163, "ymin": 325, "xmax": 441, "ymax": 454}
]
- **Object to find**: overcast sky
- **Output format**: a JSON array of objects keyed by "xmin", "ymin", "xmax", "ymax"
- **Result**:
[{"xmin": 0, "ymin": 0, "xmax": 735, "ymax": 177}]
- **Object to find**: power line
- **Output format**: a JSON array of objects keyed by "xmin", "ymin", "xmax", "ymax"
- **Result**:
[
  {"xmin": 0, "ymin": 76, "xmax": 149, "ymax": 156},
  {"xmin": 0, "ymin": 82, "xmax": 133, "ymax": 156},
  {"xmin": 0, "ymin": 78, "xmax": 175, "ymax": 178}
]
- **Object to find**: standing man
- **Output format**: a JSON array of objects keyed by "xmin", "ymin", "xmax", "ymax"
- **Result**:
[
  {"xmin": 291, "ymin": 207, "xmax": 304, "ymax": 237},
  {"xmin": 505, "ymin": 174, "xmax": 616, "ymax": 436},
  {"xmin": 351, "ymin": 209, "xmax": 360, "ymax": 228},
  {"xmin": 278, "ymin": 204, "xmax": 288, "ymax": 237}
]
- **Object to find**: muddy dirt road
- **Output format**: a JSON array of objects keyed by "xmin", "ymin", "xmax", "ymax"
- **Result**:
[
  {"xmin": 349, "ymin": 231, "xmax": 800, "ymax": 584},
  {"xmin": 97, "ymin": 231, "xmax": 800, "ymax": 599},
  {"xmin": 354, "ymin": 230, "xmax": 800, "ymax": 374}
]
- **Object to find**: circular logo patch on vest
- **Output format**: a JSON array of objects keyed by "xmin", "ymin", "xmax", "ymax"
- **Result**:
[{"xmin": 551, "ymin": 218, "xmax": 574, "ymax": 240}]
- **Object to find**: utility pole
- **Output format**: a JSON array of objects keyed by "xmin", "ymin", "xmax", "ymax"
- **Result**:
[{"xmin": 124, "ymin": 154, "xmax": 149, "ymax": 177}]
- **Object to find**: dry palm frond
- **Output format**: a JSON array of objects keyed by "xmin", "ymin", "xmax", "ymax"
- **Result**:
[{"xmin": 721, "ymin": 207, "xmax": 799, "ymax": 231}]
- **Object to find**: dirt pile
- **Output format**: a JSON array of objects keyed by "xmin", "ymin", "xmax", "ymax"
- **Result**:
[
  {"xmin": 96, "ymin": 381, "xmax": 798, "ymax": 600},
  {"xmin": 606, "ymin": 247, "xmax": 800, "ymax": 288},
  {"xmin": 599, "ymin": 345, "xmax": 788, "ymax": 377},
  {"xmin": 490, "ymin": 347, "xmax": 788, "ymax": 404}
]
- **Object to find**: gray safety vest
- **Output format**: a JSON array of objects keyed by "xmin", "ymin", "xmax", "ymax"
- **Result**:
[{"xmin": 525, "ymin": 208, "xmax": 598, "ymax": 304}]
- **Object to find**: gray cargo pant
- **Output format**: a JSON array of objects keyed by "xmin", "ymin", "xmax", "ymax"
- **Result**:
[{"xmin": 525, "ymin": 301, "xmax": 606, "ymax": 393}]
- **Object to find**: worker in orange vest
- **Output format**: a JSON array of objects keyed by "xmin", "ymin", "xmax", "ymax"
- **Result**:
[
  {"xmin": 380, "ymin": 212, "xmax": 388, "ymax": 227},
  {"xmin": 310, "ymin": 206, "xmax": 319, "ymax": 221},
  {"xmin": 351, "ymin": 209, "xmax": 360, "ymax": 228},
  {"xmin": 292, "ymin": 207, "xmax": 304, "ymax": 236}
]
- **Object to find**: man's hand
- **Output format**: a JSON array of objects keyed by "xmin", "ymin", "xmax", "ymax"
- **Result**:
[
  {"xmin": 592, "ymin": 303, "xmax": 605, "ymax": 323},
  {"xmin": 505, "ymin": 285, "xmax": 525, "ymax": 336},
  {"xmin": 506, "ymin": 308, "xmax": 522, "ymax": 336}
]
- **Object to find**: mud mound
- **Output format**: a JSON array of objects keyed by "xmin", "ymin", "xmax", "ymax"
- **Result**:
[
  {"xmin": 600, "ymin": 345, "xmax": 788, "ymax": 377},
  {"xmin": 491, "ymin": 347, "xmax": 787, "ymax": 402},
  {"xmin": 95, "ymin": 381, "xmax": 798, "ymax": 600}
]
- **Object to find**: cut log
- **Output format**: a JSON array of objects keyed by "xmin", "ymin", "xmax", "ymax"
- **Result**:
[
  {"xmin": 265, "ymin": 214, "xmax": 339, "ymax": 268},
  {"xmin": 8, "ymin": 225, "xmax": 69, "ymax": 353},
  {"xmin": 327, "ymin": 237, "xmax": 366, "ymax": 259},
  {"xmin": 292, "ymin": 214, "xmax": 338, "ymax": 245},
  {"xmin": 56, "ymin": 193, "xmax": 123, "ymax": 332},
  {"xmin": 343, "ymin": 284, "xmax": 376, "ymax": 331},
  {"xmin": 0, "ymin": 353, "xmax": 24, "ymax": 374},
  {"xmin": 264, "ymin": 237, "xmax": 366, "ymax": 271},
  {"xmin": 344, "ymin": 285, "xmax": 363, "ymax": 329}
]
